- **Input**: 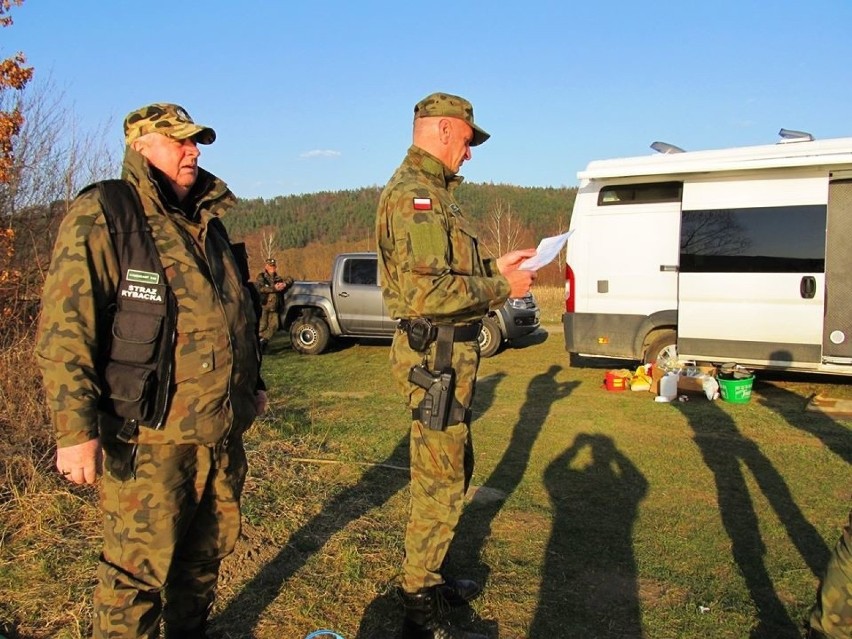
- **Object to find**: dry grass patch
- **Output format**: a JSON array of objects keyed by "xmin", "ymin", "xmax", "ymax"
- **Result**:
[{"xmin": 530, "ymin": 285, "xmax": 563, "ymax": 325}]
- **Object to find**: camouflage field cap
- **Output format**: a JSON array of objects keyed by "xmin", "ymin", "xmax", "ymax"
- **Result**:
[
  {"xmin": 265, "ymin": 258, "xmax": 276, "ymax": 266},
  {"xmin": 413, "ymin": 92, "xmax": 490, "ymax": 146},
  {"xmin": 124, "ymin": 103, "xmax": 216, "ymax": 145}
]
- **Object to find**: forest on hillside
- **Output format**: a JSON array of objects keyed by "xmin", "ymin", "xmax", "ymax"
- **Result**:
[{"xmin": 224, "ymin": 182, "xmax": 578, "ymax": 284}]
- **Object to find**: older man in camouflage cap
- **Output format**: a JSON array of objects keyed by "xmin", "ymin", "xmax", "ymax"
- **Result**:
[
  {"xmin": 376, "ymin": 92, "xmax": 536, "ymax": 638},
  {"xmin": 36, "ymin": 102, "xmax": 266, "ymax": 638}
]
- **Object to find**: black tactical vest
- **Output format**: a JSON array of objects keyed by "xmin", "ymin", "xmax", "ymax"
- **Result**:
[
  {"xmin": 89, "ymin": 179, "xmax": 176, "ymax": 442},
  {"xmin": 82, "ymin": 179, "xmax": 261, "ymax": 443}
]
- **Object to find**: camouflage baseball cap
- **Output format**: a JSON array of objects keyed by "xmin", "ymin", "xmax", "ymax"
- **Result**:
[
  {"xmin": 413, "ymin": 92, "xmax": 490, "ymax": 146},
  {"xmin": 265, "ymin": 258, "xmax": 276, "ymax": 266},
  {"xmin": 123, "ymin": 103, "xmax": 216, "ymax": 145}
]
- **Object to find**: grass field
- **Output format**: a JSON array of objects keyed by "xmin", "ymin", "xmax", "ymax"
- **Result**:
[{"xmin": 2, "ymin": 316, "xmax": 850, "ymax": 638}]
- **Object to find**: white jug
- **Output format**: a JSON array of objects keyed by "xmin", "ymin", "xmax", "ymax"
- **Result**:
[{"xmin": 659, "ymin": 372, "xmax": 679, "ymax": 401}]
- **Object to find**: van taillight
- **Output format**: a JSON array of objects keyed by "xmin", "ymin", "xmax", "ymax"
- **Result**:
[{"xmin": 565, "ymin": 264, "xmax": 575, "ymax": 313}]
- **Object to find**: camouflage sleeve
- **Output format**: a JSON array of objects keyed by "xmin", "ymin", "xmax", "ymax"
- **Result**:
[
  {"xmin": 35, "ymin": 192, "xmax": 120, "ymax": 448},
  {"xmin": 809, "ymin": 508, "xmax": 852, "ymax": 638},
  {"xmin": 381, "ymin": 184, "xmax": 510, "ymax": 321},
  {"xmin": 255, "ymin": 272, "xmax": 276, "ymax": 294}
]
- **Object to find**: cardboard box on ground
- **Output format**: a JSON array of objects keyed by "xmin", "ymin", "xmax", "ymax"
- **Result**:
[
  {"xmin": 650, "ymin": 364, "xmax": 718, "ymax": 396},
  {"xmin": 678, "ymin": 365, "xmax": 718, "ymax": 395}
]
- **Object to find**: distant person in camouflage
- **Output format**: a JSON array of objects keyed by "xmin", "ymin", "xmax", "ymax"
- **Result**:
[
  {"xmin": 255, "ymin": 257, "xmax": 293, "ymax": 351},
  {"xmin": 376, "ymin": 92, "xmax": 537, "ymax": 639},
  {"xmin": 808, "ymin": 508, "xmax": 852, "ymax": 638},
  {"xmin": 35, "ymin": 103, "xmax": 266, "ymax": 639}
]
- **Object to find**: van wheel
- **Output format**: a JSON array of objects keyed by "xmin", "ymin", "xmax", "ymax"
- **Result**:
[
  {"xmin": 478, "ymin": 316, "xmax": 502, "ymax": 358},
  {"xmin": 289, "ymin": 313, "xmax": 330, "ymax": 355},
  {"xmin": 644, "ymin": 330, "xmax": 677, "ymax": 368}
]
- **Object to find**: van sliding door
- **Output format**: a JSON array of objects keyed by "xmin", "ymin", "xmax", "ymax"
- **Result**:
[{"xmin": 677, "ymin": 172, "xmax": 827, "ymax": 368}]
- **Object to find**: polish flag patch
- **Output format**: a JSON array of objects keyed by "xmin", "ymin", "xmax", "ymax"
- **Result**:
[{"xmin": 413, "ymin": 197, "xmax": 432, "ymax": 210}]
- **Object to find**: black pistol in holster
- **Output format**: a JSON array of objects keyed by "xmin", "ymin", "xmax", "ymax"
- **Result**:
[
  {"xmin": 409, "ymin": 365, "xmax": 456, "ymax": 431},
  {"xmin": 406, "ymin": 323, "xmax": 472, "ymax": 431}
]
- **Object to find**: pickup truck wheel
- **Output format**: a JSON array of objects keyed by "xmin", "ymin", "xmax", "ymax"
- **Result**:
[
  {"xmin": 289, "ymin": 314, "xmax": 330, "ymax": 355},
  {"xmin": 478, "ymin": 316, "xmax": 502, "ymax": 358},
  {"xmin": 644, "ymin": 330, "xmax": 677, "ymax": 368}
]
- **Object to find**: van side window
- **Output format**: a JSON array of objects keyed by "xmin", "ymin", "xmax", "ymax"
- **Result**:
[
  {"xmin": 598, "ymin": 181, "xmax": 683, "ymax": 206},
  {"xmin": 679, "ymin": 205, "xmax": 826, "ymax": 273},
  {"xmin": 343, "ymin": 258, "xmax": 378, "ymax": 286}
]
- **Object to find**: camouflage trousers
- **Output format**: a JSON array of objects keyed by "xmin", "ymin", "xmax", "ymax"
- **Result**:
[
  {"xmin": 402, "ymin": 419, "xmax": 474, "ymax": 592},
  {"xmin": 258, "ymin": 306, "xmax": 279, "ymax": 342},
  {"xmin": 389, "ymin": 331, "xmax": 480, "ymax": 593},
  {"xmin": 809, "ymin": 508, "xmax": 852, "ymax": 639},
  {"xmin": 93, "ymin": 438, "xmax": 247, "ymax": 638}
]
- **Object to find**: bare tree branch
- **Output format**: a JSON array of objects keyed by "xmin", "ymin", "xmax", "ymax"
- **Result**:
[
  {"xmin": 0, "ymin": 76, "xmax": 119, "ymax": 316},
  {"xmin": 482, "ymin": 199, "xmax": 522, "ymax": 258},
  {"xmin": 262, "ymin": 230, "xmax": 276, "ymax": 261}
]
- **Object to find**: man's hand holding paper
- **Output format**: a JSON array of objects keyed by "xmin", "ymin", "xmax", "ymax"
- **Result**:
[
  {"xmin": 497, "ymin": 248, "xmax": 538, "ymax": 298},
  {"xmin": 518, "ymin": 230, "xmax": 573, "ymax": 271}
]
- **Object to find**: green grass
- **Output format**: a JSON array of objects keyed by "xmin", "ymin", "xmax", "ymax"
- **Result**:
[
  {"xmin": 214, "ymin": 329, "xmax": 849, "ymax": 638},
  {"xmin": 2, "ymin": 325, "xmax": 850, "ymax": 638}
]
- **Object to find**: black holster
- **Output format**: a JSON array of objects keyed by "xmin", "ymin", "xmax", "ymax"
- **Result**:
[
  {"xmin": 408, "ymin": 324, "xmax": 470, "ymax": 430},
  {"xmin": 409, "ymin": 365, "xmax": 456, "ymax": 430}
]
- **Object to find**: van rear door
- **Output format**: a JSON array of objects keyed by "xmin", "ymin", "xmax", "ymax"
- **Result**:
[
  {"xmin": 676, "ymin": 172, "xmax": 828, "ymax": 368},
  {"xmin": 823, "ymin": 178, "xmax": 852, "ymax": 364}
]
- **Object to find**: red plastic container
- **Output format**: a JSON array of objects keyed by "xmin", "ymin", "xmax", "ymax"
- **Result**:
[{"xmin": 604, "ymin": 370, "xmax": 629, "ymax": 391}]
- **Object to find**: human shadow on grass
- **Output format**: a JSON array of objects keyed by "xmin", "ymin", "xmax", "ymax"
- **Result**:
[
  {"xmin": 210, "ymin": 435, "xmax": 411, "ymax": 637},
  {"xmin": 352, "ymin": 372, "xmax": 509, "ymax": 639},
  {"xmin": 441, "ymin": 365, "xmax": 578, "ymax": 636},
  {"xmin": 529, "ymin": 433, "xmax": 647, "ymax": 638},
  {"xmin": 673, "ymin": 399, "xmax": 830, "ymax": 639},
  {"xmin": 755, "ymin": 376, "xmax": 852, "ymax": 465},
  {"xmin": 756, "ymin": 372, "xmax": 852, "ymax": 634}
]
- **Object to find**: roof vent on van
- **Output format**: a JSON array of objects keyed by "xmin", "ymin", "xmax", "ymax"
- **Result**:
[
  {"xmin": 650, "ymin": 141, "xmax": 685, "ymax": 154},
  {"xmin": 778, "ymin": 128, "xmax": 814, "ymax": 143}
]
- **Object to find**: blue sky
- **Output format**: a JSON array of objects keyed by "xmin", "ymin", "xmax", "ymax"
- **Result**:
[{"xmin": 4, "ymin": 1, "xmax": 852, "ymax": 200}]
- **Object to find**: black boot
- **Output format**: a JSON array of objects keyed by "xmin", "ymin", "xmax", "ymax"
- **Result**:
[
  {"xmin": 437, "ymin": 577, "xmax": 482, "ymax": 607},
  {"xmin": 400, "ymin": 586, "xmax": 488, "ymax": 639}
]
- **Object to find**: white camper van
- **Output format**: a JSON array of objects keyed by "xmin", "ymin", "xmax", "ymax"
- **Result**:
[{"xmin": 562, "ymin": 132, "xmax": 852, "ymax": 376}]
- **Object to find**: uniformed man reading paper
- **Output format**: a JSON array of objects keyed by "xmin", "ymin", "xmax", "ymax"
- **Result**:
[{"xmin": 376, "ymin": 92, "xmax": 537, "ymax": 639}]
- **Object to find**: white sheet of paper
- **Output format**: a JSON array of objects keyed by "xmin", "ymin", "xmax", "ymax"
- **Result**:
[{"xmin": 518, "ymin": 230, "xmax": 573, "ymax": 271}]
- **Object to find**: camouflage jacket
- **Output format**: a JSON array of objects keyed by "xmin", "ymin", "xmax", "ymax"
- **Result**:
[
  {"xmin": 36, "ymin": 147, "xmax": 262, "ymax": 448},
  {"xmin": 376, "ymin": 145, "xmax": 510, "ymax": 324},
  {"xmin": 255, "ymin": 271, "xmax": 288, "ymax": 308}
]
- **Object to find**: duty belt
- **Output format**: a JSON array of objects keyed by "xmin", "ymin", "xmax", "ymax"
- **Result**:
[{"xmin": 397, "ymin": 319, "xmax": 482, "ymax": 344}]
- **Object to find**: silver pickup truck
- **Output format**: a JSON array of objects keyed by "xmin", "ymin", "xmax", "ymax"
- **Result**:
[{"xmin": 279, "ymin": 252, "xmax": 540, "ymax": 357}]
